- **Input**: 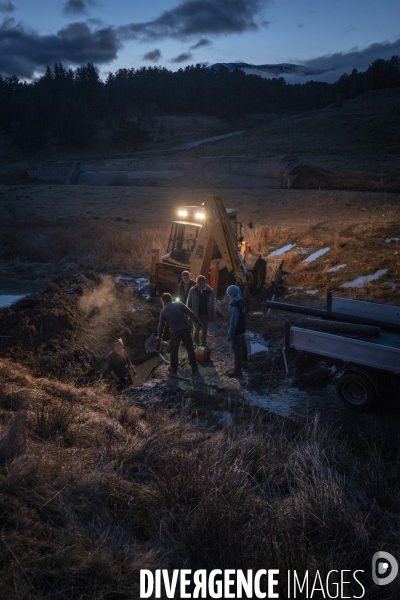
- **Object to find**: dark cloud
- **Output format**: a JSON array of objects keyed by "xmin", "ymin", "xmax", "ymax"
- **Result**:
[
  {"xmin": 0, "ymin": 1, "xmax": 15, "ymax": 12},
  {"xmin": 303, "ymin": 37, "xmax": 400, "ymax": 81},
  {"xmin": 143, "ymin": 48, "xmax": 162, "ymax": 62},
  {"xmin": 119, "ymin": 0, "xmax": 269, "ymax": 41},
  {"xmin": 0, "ymin": 19, "xmax": 121, "ymax": 78},
  {"xmin": 63, "ymin": 0, "xmax": 97, "ymax": 16},
  {"xmin": 170, "ymin": 52, "xmax": 193, "ymax": 63},
  {"xmin": 190, "ymin": 37, "xmax": 212, "ymax": 49}
]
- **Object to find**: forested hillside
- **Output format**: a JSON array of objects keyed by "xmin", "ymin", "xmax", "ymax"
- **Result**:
[{"xmin": 0, "ymin": 56, "xmax": 399, "ymax": 152}]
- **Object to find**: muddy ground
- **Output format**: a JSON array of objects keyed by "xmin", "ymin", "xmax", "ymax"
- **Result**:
[
  {"xmin": 0, "ymin": 181, "xmax": 399, "ymax": 422},
  {"xmin": 1, "ymin": 267, "xmax": 399, "ymax": 438}
]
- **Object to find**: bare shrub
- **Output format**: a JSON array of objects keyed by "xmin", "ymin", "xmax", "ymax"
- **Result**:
[
  {"xmin": 0, "ymin": 220, "xmax": 168, "ymax": 270},
  {"xmin": 32, "ymin": 398, "xmax": 79, "ymax": 441},
  {"xmin": 0, "ymin": 411, "xmax": 27, "ymax": 460}
]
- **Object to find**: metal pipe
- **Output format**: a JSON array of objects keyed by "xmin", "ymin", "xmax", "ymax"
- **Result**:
[{"xmin": 265, "ymin": 300, "xmax": 400, "ymax": 332}]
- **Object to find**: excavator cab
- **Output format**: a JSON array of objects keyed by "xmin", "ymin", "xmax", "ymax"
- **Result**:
[
  {"xmin": 150, "ymin": 195, "xmax": 274, "ymax": 298},
  {"xmin": 161, "ymin": 206, "xmax": 238, "ymax": 267},
  {"xmin": 162, "ymin": 208, "xmax": 204, "ymax": 265}
]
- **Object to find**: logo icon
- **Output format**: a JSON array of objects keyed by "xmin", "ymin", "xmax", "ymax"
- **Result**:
[{"xmin": 372, "ymin": 551, "xmax": 398, "ymax": 585}]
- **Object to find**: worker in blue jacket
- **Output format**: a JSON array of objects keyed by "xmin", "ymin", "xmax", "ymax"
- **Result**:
[{"xmin": 226, "ymin": 285, "xmax": 249, "ymax": 377}]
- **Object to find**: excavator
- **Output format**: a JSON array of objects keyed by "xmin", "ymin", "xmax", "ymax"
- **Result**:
[{"xmin": 150, "ymin": 194, "xmax": 283, "ymax": 297}]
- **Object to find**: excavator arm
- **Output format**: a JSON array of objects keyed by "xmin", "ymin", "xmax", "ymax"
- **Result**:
[{"xmin": 190, "ymin": 195, "xmax": 253, "ymax": 291}]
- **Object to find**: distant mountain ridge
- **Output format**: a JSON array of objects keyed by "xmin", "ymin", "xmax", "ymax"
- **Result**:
[{"xmin": 208, "ymin": 62, "xmax": 332, "ymax": 78}]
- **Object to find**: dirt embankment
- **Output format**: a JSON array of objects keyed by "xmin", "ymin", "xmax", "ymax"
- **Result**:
[{"xmin": 0, "ymin": 273, "xmax": 160, "ymax": 380}]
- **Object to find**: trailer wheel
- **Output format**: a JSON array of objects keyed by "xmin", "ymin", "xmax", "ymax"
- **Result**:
[
  {"xmin": 249, "ymin": 257, "xmax": 266, "ymax": 294},
  {"xmin": 334, "ymin": 371, "xmax": 376, "ymax": 410}
]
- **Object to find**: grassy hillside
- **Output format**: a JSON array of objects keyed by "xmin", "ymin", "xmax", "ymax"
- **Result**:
[{"xmin": 187, "ymin": 88, "xmax": 400, "ymax": 175}]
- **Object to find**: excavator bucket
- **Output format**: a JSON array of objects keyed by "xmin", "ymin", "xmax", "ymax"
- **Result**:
[{"xmin": 266, "ymin": 258, "xmax": 284, "ymax": 286}]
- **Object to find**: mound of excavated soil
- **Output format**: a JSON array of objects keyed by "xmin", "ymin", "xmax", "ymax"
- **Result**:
[{"xmin": 0, "ymin": 273, "xmax": 161, "ymax": 379}]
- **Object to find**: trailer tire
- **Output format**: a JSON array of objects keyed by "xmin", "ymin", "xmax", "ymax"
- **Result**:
[
  {"xmin": 334, "ymin": 371, "xmax": 376, "ymax": 410},
  {"xmin": 249, "ymin": 257, "xmax": 266, "ymax": 294}
]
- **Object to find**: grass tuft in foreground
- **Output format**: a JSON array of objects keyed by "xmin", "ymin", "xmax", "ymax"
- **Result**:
[{"xmin": 0, "ymin": 358, "xmax": 400, "ymax": 598}]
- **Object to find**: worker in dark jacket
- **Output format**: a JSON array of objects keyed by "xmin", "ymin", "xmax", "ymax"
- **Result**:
[
  {"xmin": 226, "ymin": 285, "xmax": 249, "ymax": 377},
  {"xmin": 177, "ymin": 270, "xmax": 196, "ymax": 304},
  {"xmin": 157, "ymin": 293, "xmax": 202, "ymax": 375},
  {"xmin": 187, "ymin": 275, "xmax": 216, "ymax": 347}
]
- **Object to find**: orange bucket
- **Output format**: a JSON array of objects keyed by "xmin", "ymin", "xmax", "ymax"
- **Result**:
[{"xmin": 195, "ymin": 346, "xmax": 211, "ymax": 362}]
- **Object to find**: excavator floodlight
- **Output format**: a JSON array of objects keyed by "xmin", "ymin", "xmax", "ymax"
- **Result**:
[
  {"xmin": 178, "ymin": 210, "xmax": 188, "ymax": 218},
  {"xmin": 195, "ymin": 212, "xmax": 205, "ymax": 220}
]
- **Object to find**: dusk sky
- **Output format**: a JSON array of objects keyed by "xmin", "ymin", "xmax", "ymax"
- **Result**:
[{"xmin": 0, "ymin": 0, "xmax": 399, "ymax": 82}]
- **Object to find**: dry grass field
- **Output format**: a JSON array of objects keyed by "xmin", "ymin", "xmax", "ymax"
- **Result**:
[{"xmin": 1, "ymin": 184, "xmax": 399, "ymax": 302}]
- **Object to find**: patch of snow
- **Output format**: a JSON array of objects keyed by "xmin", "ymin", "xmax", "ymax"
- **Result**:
[
  {"xmin": 133, "ymin": 277, "xmax": 151, "ymax": 299},
  {"xmin": 327, "ymin": 264, "xmax": 346, "ymax": 273},
  {"xmin": 302, "ymin": 247, "xmax": 330, "ymax": 264},
  {"xmin": 268, "ymin": 243, "xmax": 296, "ymax": 257},
  {"xmin": 305, "ymin": 290, "xmax": 318, "ymax": 295},
  {"xmin": 341, "ymin": 269, "xmax": 388, "ymax": 288},
  {"xmin": 385, "ymin": 238, "xmax": 400, "ymax": 243}
]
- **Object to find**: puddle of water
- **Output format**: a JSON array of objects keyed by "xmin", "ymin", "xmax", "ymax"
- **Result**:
[
  {"xmin": 131, "ymin": 355, "xmax": 161, "ymax": 387},
  {"xmin": 302, "ymin": 247, "xmax": 330, "ymax": 264},
  {"xmin": 250, "ymin": 342, "xmax": 269, "ymax": 354},
  {"xmin": 246, "ymin": 331, "xmax": 268, "ymax": 355},
  {"xmin": 327, "ymin": 263, "xmax": 346, "ymax": 273},
  {"xmin": 385, "ymin": 238, "xmax": 400, "ymax": 243},
  {"xmin": 341, "ymin": 269, "xmax": 388, "ymax": 288},
  {"xmin": 0, "ymin": 294, "xmax": 25, "ymax": 308},
  {"xmin": 245, "ymin": 387, "xmax": 307, "ymax": 417},
  {"xmin": 268, "ymin": 243, "xmax": 296, "ymax": 257}
]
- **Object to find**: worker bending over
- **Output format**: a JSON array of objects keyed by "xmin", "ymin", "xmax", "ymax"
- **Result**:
[
  {"xmin": 226, "ymin": 285, "xmax": 249, "ymax": 377},
  {"xmin": 157, "ymin": 293, "xmax": 202, "ymax": 376},
  {"xmin": 108, "ymin": 338, "xmax": 136, "ymax": 391}
]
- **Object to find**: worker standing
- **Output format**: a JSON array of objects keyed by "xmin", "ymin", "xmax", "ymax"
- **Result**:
[
  {"xmin": 177, "ymin": 270, "xmax": 196, "ymax": 304},
  {"xmin": 157, "ymin": 293, "xmax": 202, "ymax": 375},
  {"xmin": 187, "ymin": 275, "xmax": 217, "ymax": 347},
  {"xmin": 226, "ymin": 285, "xmax": 249, "ymax": 377}
]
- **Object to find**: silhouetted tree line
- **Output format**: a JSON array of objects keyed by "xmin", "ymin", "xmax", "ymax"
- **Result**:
[{"xmin": 0, "ymin": 56, "xmax": 399, "ymax": 152}]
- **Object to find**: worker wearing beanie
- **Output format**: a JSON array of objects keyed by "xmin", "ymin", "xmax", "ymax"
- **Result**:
[{"xmin": 226, "ymin": 285, "xmax": 249, "ymax": 377}]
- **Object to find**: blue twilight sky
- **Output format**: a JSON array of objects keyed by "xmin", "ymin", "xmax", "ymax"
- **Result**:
[{"xmin": 0, "ymin": 0, "xmax": 399, "ymax": 82}]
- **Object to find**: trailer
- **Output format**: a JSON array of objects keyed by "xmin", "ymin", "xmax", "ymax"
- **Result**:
[{"xmin": 266, "ymin": 294, "xmax": 400, "ymax": 410}]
